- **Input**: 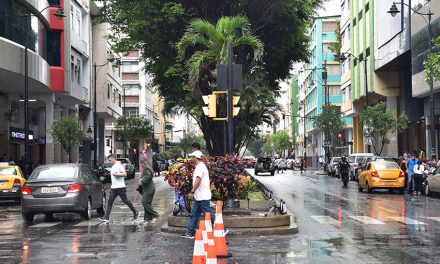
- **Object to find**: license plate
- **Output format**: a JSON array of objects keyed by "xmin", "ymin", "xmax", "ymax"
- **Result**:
[
  {"xmin": 41, "ymin": 187, "xmax": 58, "ymax": 193},
  {"xmin": 384, "ymin": 182, "xmax": 394, "ymax": 186}
]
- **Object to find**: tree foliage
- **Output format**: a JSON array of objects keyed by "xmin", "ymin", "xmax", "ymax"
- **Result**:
[
  {"xmin": 360, "ymin": 102, "xmax": 408, "ymax": 156},
  {"xmin": 424, "ymin": 36, "xmax": 440, "ymax": 85},
  {"xmin": 51, "ymin": 116, "xmax": 83, "ymax": 163},
  {"xmin": 99, "ymin": 0, "xmax": 322, "ymax": 155},
  {"xmin": 178, "ymin": 133, "xmax": 207, "ymax": 154},
  {"xmin": 262, "ymin": 131, "xmax": 292, "ymax": 157},
  {"xmin": 116, "ymin": 116, "xmax": 152, "ymax": 149},
  {"xmin": 314, "ymin": 105, "xmax": 345, "ymax": 161},
  {"xmin": 247, "ymin": 136, "xmax": 266, "ymax": 157}
]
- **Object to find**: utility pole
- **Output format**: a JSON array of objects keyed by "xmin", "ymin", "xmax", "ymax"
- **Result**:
[{"xmin": 227, "ymin": 42, "xmax": 234, "ymax": 155}]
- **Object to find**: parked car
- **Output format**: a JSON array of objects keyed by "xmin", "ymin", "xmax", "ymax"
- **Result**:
[
  {"xmin": 0, "ymin": 162, "xmax": 26, "ymax": 204},
  {"xmin": 349, "ymin": 153, "xmax": 375, "ymax": 180},
  {"xmin": 357, "ymin": 161, "xmax": 405, "ymax": 193},
  {"xmin": 21, "ymin": 164, "xmax": 107, "ymax": 223},
  {"xmin": 242, "ymin": 156, "xmax": 256, "ymax": 168},
  {"xmin": 117, "ymin": 158, "xmax": 136, "ymax": 179},
  {"xmin": 356, "ymin": 156, "xmax": 399, "ymax": 180},
  {"xmin": 286, "ymin": 159, "xmax": 295, "ymax": 170},
  {"xmin": 327, "ymin": 157, "xmax": 341, "ymax": 177},
  {"xmin": 424, "ymin": 166, "xmax": 440, "ymax": 196},
  {"xmin": 274, "ymin": 158, "xmax": 287, "ymax": 172},
  {"xmin": 254, "ymin": 157, "xmax": 276, "ymax": 176}
]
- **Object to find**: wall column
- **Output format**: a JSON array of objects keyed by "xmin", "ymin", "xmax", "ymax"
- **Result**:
[{"xmin": 385, "ymin": 96, "xmax": 399, "ymax": 157}]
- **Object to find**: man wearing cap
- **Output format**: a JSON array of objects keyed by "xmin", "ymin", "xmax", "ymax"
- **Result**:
[{"xmin": 181, "ymin": 150, "xmax": 211, "ymax": 239}]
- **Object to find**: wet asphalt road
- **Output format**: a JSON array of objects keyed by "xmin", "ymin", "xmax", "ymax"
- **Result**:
[{"xmin": 1, "ymin": 170, "xmax": 440, "ymax": 263}]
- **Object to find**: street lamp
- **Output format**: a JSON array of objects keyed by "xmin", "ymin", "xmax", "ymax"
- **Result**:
[
  {"xmin": 339, "ymin": 52, "xmax": 371, "ymax": 153},
  {"xmin": 22, "ymin": 5, "xmax": 64, "ymax": 177},
  {"xmin": 93, "ymin": 57, "xmax": 121, "ymax": 168},
  {"xmin": 388, "ymin": 2, "xmax": 436, "ymax": 158}
]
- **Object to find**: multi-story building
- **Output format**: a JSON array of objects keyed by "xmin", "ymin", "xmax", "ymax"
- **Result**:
[
  {"xmin": 301, "ymin": 15, "xmax": 352, "ymax": 166},
  {"xmin": 410, "ymin": 0, "xmax": 440, "ymax": 158}
]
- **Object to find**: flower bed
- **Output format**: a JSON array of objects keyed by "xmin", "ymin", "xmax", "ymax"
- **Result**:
[{"xmin": 163, "ymin": 155, "xmax": 256, "ymax": 200}]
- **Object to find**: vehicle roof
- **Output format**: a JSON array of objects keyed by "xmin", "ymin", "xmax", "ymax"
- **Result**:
[
  {"xmin": 34, "ymin": 163, "xmax": 84, "ymax": 168},
  {"xmin": 0, "ymin": 165, "xmax": 19, "ymax": 168}
]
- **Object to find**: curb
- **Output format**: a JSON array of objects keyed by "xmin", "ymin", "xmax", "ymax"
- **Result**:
[{"xmin": 161, "ymin": 223, "xmax": 298, "ymax": 236}]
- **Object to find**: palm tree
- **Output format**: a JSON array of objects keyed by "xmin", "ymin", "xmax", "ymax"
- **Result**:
[{"xmin": 177, "ymin": 16, "xmax": 264, "ymax": 93}]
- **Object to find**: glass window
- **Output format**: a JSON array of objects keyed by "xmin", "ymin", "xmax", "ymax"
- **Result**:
[
  {"xmin": 322, "ymin": 43, "xmax": 334, "ymax": 53},
  {"xmin": 107, "ymin": 83, "xmax": 111, "ymax": 99},
  {"xmin": 29, "ymin": 166, "xmax": 78, "ymax": 181},
  {"xmin": 322, "ymin": 21, "xmax": 338, "ymax": 32},
  {"xmin": 373, "ymin": 162, "xmax": 400, "ymax": 170},
  {"xmin": 47, "ymin": 31, "xmax": 61, "ymax": 66},
  {"xmin": 118, "ymin": 93, "xmax": 122, "ymax": 107},
  {"xmin": 0, "ymin": 168, "xmax": 17, "ymax": 175},
  {"xmin": 327, "ymin": 64, "xmax": 341, "ymax": 75},
  {"xmin": 75, "ymin": 59, "xmax": 81, "ymax": 83},
  {"xmin": 124, "ymin": 107, "xmax": 139, "ymax": 118},
  {"xmin": 48, "ymin": 0, "xmax": 61, "ymax": 6},
  {"xmin": 71, "ymin": 55, "xmax": 75, "ymax": 80},
  {"xmin": 122, "ymin": 61, "xmax": 139, "ymax": 72}
]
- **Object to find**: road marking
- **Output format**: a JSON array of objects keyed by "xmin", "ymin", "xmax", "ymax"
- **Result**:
[
  {"xmin": 348, "ymin": 216, "xmax": 385, "ymax": 225},
  {"xmin": 311, "ymin": 216, "xmax": 340, "ymax": 225},
  {"xmin": 388, "ymin": 217, "xmax": 426, "ymax": 225},
  {"xmin": 74, "ymin": 220, "xmax": 102, "ymax": 227},
  {"xmin": 426, "ymin": 217, "xmax": 440, "ymax": 222},
  {"xmin": 30, "ymin": 222, "xmax": 61, "ymax": 228}
]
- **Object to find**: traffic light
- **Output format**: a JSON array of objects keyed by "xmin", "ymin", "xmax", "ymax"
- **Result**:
[
  {"xmin": 233, "ymin": 96, "xmax": 240, "ymax": 117},
  {"xmin": 106, "ymin": 138, "xmax": 110, "ymax": 147},
  {"xmin": 202, "ymin": 94, "xmax": 217, "ymax": 118},
  {"xmin": 282, "ymin": 111, "xmax": 286, "ymax": 120}
]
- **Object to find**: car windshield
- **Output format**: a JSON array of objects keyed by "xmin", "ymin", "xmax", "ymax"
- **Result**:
[
  {"xmin": 258, "ymin": 158, "xmax": 271, "ymax": 163},
  {"xmin": 28, "ymin": 166, "xmax": 78, "ymax": 181},
  {"xmin": 373, "ymin": 162, "xmax": 400, "ymax": 170},
  {"xmin": 0, "ymin": 168, "xmax": 17, "ymax": 175},
  {"xmin": 356, "ymin": 156, "xmax": 369, "ymax": 162}
]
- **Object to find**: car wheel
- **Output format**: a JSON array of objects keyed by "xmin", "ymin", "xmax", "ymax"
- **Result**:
[
  {"xmin": 45, "ymin": 213, "xmax": 55, "ymax": 222},
  {"xmin": 358, "ymin": 181, "xmax": 363, "ymax": 192},
  {"xmin": 82, "ymin": 198, "xmax": 92, "ymax": 220},
  {"xmin": 97, "ymin": 194, "xmax": 106, "ymax": 216},
  {"xmin": 366, "ymin": 182, "xmax": 373, "ymax": 193},
  {"xmin": 271, "ymin": 171, "xmax": 275, "ymax": 176},
  {"xmin": 425, "ymin": 183, "xmax": 431, "ymax": 197},
  {"xmin": 23, "ymin": 212, "xmax": 35, "ymax": 223}
]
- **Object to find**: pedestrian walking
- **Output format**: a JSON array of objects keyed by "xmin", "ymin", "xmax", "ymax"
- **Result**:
[
  {"xmin": 405, "ymin": 154, "xmax": 419, "ymax": 194},
  {"xmin": 100, "ymin": 154, "xmax": 139, "ymax": 222},
  {"xmin": 138, "ymin": 157, "xmax": 159, "ymax": 224},
  {"xmin": 300, "ymin": 157, "xmax": 306, "ymax": 173},
  {"xmin": 413, "ymin": 161, "xmax": 425, "ymax": 195},
  {"xmin": 180, "ymin": 150, "xmax": 212, "ymax": 239},
  {"xmin": 318, "ymin": 156, "xmax": 324, "ymax": 168}
]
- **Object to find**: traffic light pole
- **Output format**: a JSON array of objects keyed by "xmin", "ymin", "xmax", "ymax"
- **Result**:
[{"xmin": 227, "ymin": 42, "xmax": 234, "ymax": 155}]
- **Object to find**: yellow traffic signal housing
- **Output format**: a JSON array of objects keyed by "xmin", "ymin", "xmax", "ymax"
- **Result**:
[
  {"xmin": 202, "ymin": 94, "xmax": 217, "ymax": 117},
  {"xmin": 233, "ymin": 96, "xmax": 240, "ymax": 116}
]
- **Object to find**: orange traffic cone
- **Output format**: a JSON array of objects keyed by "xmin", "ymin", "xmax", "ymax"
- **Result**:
[
  {"xmin": 199, "ymin": 219, "xmax": 209, "ymax": 253},
  {"xmin": 192, "ymin": 230, "xmax": 206, "ymax": 264},
  {"xmin": 214, "ymin": 201, "xmax": 231, "ymax": 258},
  {"xmin": 206, "ymin": 241, "xmax": 218, "ymax": 264},
  {"xmin": 205, "ymin": 213, "xmax": 216, "ymax": 254}
]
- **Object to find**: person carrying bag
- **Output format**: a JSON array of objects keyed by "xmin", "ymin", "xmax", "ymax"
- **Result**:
[{"xmin": 138, "ymin": 156, "xmax": 159, "ymax": 224}]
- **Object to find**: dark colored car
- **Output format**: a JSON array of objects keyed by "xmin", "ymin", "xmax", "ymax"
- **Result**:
[
  {"xmin": 21, "ymin": 164, "xmax": 107, "ymax": 223},
  {"xmin": 117, "ymin": 158, "xmax": 136, "ymax": 179}
]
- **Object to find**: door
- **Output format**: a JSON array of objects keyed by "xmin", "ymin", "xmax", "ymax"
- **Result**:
[
  {"xmin": 82, "ymin": 165, "xmax": 102, "ymax": 209},
  {"xmin": 430, "ymin": 168, "xmax": 440, "ymax": 192}
]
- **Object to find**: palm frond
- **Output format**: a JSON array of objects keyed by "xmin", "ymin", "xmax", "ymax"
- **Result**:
[{"xmin": 233, "ymin": 35, "xmax": 264, "ymax": 61}]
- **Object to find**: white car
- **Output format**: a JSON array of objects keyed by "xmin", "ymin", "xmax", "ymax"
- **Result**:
[{"xmin": 327, "ymin": 157, "xmax": 341, "ymax": 177}]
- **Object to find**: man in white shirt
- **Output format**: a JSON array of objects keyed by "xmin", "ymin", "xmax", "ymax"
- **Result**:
[
  {"xmin": 100, "ymin": 154, "xmax": 139, "ymax": 222},
  {"xmin": 180, "ymin": 150, "xmax": 211, "ymax": 239}
]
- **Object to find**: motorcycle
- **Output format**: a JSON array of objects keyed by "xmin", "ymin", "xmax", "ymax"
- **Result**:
[{"xmin": 340, "ymin": 169, "xmax": 349, "ymax": 188}]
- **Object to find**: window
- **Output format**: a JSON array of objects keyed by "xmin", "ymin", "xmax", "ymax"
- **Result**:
[
  {"xmin": 107, "ymin": 83, "xmax": 111, "ymax": 99},
  {"xmin": 75, "ymin": 59, "xmax": 81, "ymax": 83},
  {"xmin": 365, "ymin": 2, "xmax": 369, "ymax": 12},
  {"xmin": 327, "ymin": 64, "xmax": 341, "ymax": 75},
  {"xmin": 71, "ymin": 55, "xmax": 75, "ymax": 80},
  {"xmin": 366, "ymin": 47, "xmax": 370, "ymax": 57},
  {"xmin": 342, "ymin": 85, "xmax": 351, "ymax": 103},
  {"xmin": 74, "ymin": 9, "xmax": 81, "ymax": 36},
  {"xmin": 122, "ymin": 61, "xmax": 139, "ymax": 72},
  {"xmin": 327, "ymin": 85, "xmax": 340, "ymax": 96},
  {"xmin": 358, "ymin": 11, "xmax": 363, "ymax": 20},
  {"xmin": 47, "ymin": 31, "xmax": 60, "ymax": 66},
  {"xmin": 322, "ymin": 43, "xmax": 334, "ymax": 53},
  {"xmin": 322, "ymin": 21, "xmax": 338, "ymax": 32},
  {"xmin": 118, "ymin": 93, "xmax": 122, "ymax": 107},
  {"xmin": 124, "ymin": 107, "xmax": 139, "ymax": 118},
  {"xmin": 70, "ymin": 5, "xmax": 74, "ymax": 30},
  {"xmin": 113, "ymin": 88, "xmax": 117, "ymax": 103}
]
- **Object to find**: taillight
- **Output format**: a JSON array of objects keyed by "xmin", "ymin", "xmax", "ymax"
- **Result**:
[
  {"xmin": 67, "ymin": 184, "xmax": 83, "ymax": 193},
  {"xmin": 399, "ymin": 171, "xmax": 405, "ymax": 178},
  {"xmin": 371, "ymin": 171, "xmax": 379, "ymax": 177},
  {"xmin": 21, "ymin": 186, "xmax": 32, "ymax": 195},
  {"xmin": 13, "ymin": 178, "xmax": 21, "ymax": 186}
]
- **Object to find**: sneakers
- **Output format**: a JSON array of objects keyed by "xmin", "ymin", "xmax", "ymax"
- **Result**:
[
  {"xmin": 99, "ymin": 217, "xmax": 110, "ymax": 222},
  {"xmin": 180, "ymin": 233, "xmax": 195, "ymax": 239},
  {"xmin": 134, "ymin": 211, "xmax": 140, "ymax": 220},
  {"xmin": 224, "ymin": 228, "xmax": 229, "ymax": 236}
]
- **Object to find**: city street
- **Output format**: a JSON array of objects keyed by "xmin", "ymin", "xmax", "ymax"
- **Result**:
[{"xmin": 2, "ymin": 170, "xmax": 440, "ymax": 263}]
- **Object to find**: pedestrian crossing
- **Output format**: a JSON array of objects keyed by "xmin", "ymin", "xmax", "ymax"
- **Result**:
[{"xmin": 310, "ymin": 215, "xmax": 434, "ymax": 226}]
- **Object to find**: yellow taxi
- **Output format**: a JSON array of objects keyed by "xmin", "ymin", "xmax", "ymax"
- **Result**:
[
  {"xmin": 358, "ymin": 160, "xmax": 405, "ymax": 193},
  {"xmin": 0, "ymin": 162, "xmax": 26, "ymax": 203}
]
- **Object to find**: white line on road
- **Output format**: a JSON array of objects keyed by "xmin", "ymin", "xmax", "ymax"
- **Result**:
[
  {"xmin": 30, "ymin": 222, "xmax": 61, "ymax": 228},
  {"xmin": 73, "ymin": 220, "xmax": 102, "ymax": 227},
  {"xmin": 348, "ymin": 216, "xmax": 385, "ymax": 225},
  {"xmin": 387, "ymin": 217, "xmax": 426, "ymax": 225},
  {"xmin": 311, "ymin": 216, "xmax": 340, "ymax": 225}
]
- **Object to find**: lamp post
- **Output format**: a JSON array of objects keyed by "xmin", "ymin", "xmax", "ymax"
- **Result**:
[
  {"xmin": 93, "ymin": 57, "xmax": 121, "ymax": 168},
  {"xmin": 388, "ymin": 2, "xmax": 436, "ymax": 158},
  {"xmin": 22, "ymin": 5, "xmax": 65, "ymax": 177},
  {"xmin": 339, "ymin": 52, "xmax": 371, "ymax": 153}
]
